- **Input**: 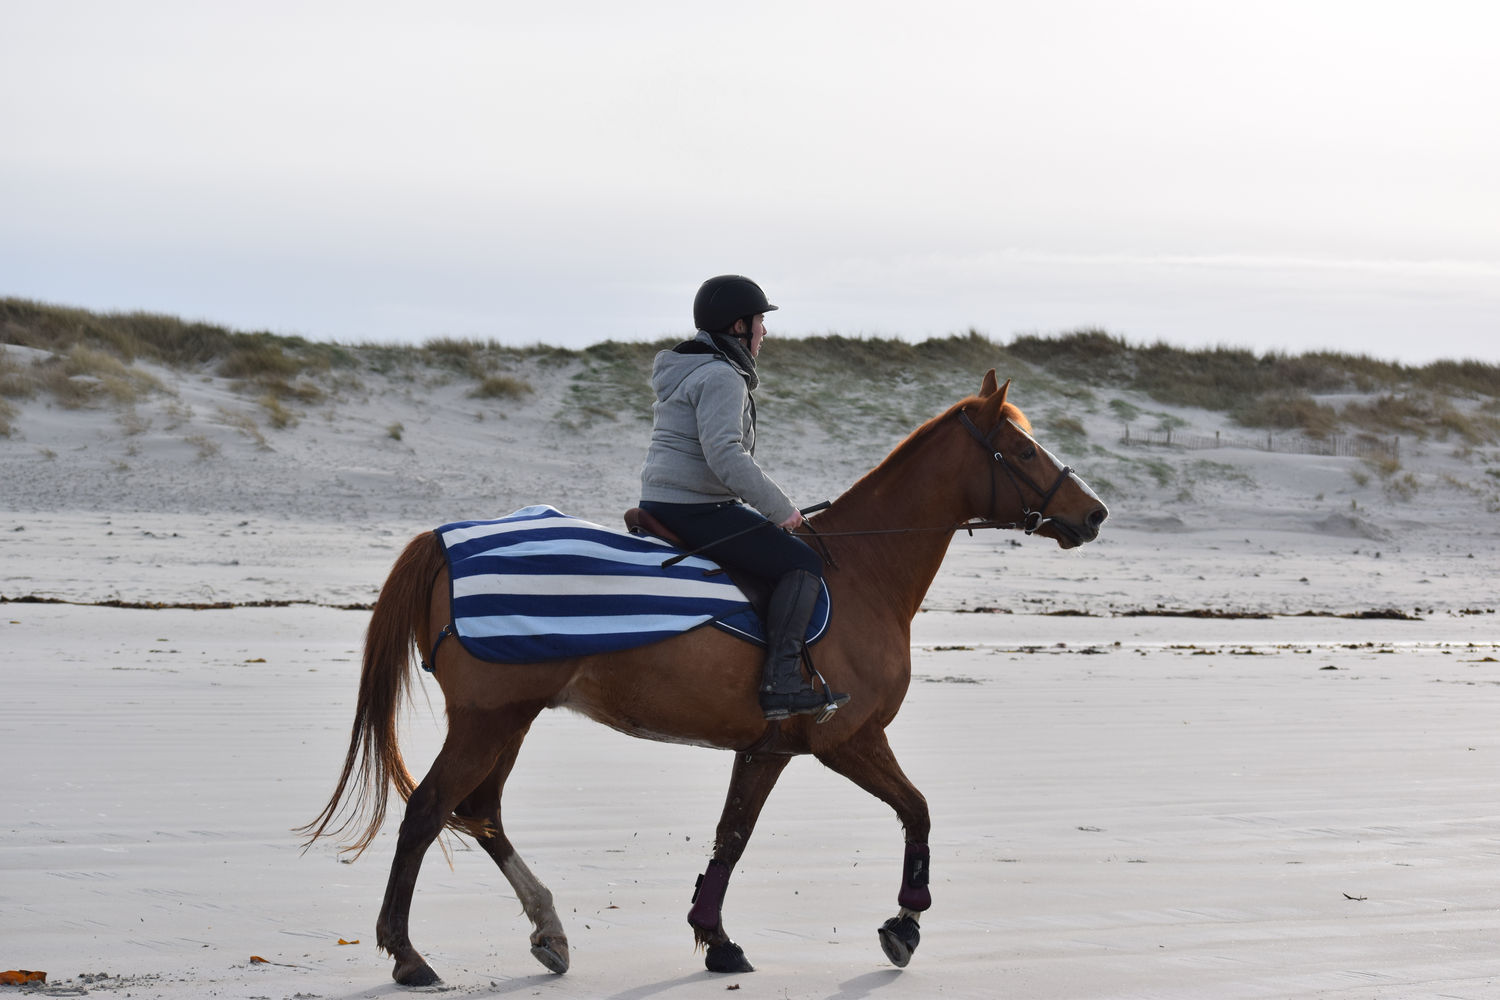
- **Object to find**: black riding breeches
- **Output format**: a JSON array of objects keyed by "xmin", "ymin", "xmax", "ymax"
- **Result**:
[{"xmin": 638, "ymin": 500, "xmax": 823, "ymax": 585}]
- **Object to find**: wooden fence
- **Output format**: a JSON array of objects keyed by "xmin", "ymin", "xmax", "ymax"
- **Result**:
[{"xmin": 1121, "ymin": 426, "xmax": 1399, "ymax": 461}]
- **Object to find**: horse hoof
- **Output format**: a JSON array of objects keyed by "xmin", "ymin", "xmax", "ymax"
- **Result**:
[
  {"xmin": 530, "ymin": 938, "xmax": 570, "ymax": 974},
  {"xmin": 705, "ymin": 940, "xmax": 755, "ymax": 974},
  {"xmin": 878, "ymin": 915, "xmax": 921, "ymax": 968},
  {"xmin": 393, "ymin": 958, "xmax": 441, "ymax": 987}
]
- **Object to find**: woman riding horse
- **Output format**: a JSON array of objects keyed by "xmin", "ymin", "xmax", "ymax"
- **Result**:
[
  {"xmin": 301, "ymin": 356, "xmax": 1110, "ymax": 985},
  {"xmin": 638, "ymin": 275, "xmax": 848, "ymax": 721}
]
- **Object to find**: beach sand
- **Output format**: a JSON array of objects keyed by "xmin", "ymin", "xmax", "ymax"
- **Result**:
[{"xmin": 3, "ymin": 350, "xmax": 1499, "ymax": 998}]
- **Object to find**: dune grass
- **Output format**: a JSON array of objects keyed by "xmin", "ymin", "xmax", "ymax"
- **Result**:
[
  {"xmin": 219, "ymin": 342, "xmax": 306, "ymax": 380},
  {"xmin": 1230, "ymin": 393, "xmax": 1341, "ymax": 437},
  {"xmin": 6, "ymin": 297, "xmax": 1499, "ymax": 447},
  {"xmin": 0, "ymin": 349, "xmax": 31, "ymax": 402},
  {"xmin": 212, "ymin": 407, "xmax": 268, "ymax": 449},
  {"xmin": 258, "ymin": 394, "xmax": 296, "ymax": 429},
  {"xmin": 0, "ymin": 298, "xmax": 354, "ymax": 375},
  {"xmin": 1341, "ymin": 392, "xmax": 1500, "ymax": 445},
  {"xmin": 758, "ymin": 329, "xmax": 1028, "ymax": 439},
  {"xmin": 470, "ymin": 374, "xmax": 535, "ymax": 400},
  {"xmin": 1008, "ymin": 328, "xmax": 1500, "ymax": 439},
  {"xmin": 1041, "ymin": 409, "xmax": 1088, "ymax": 454},
  {"xmin": 0, "ymin": 341, "xmax": 165, "ymax": 410}
]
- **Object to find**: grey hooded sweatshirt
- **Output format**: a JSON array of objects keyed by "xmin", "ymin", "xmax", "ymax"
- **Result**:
[{"xmin": 639, "ymin": 331, "xmax": 797, "ymax": 524}]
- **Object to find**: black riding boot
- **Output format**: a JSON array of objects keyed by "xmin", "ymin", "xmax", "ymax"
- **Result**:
[{"xmin": 759, "ymin": 569, "xmax": 850, "ymax": 721}]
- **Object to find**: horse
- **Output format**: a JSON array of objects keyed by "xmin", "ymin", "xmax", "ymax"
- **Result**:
[{"xmin": 300, "ymin": 370, "xmax": 1109, "ymax": 986}]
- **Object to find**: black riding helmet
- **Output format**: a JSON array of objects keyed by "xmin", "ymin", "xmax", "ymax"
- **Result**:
[{"xmin": 693, "ymin": 275, "xmax": 778, "ymax": 334}]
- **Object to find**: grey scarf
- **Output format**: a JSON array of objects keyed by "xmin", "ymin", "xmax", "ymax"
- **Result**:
[{"xmin": 707, "ymin": 331, "xmax": 759, "ymax": 392}]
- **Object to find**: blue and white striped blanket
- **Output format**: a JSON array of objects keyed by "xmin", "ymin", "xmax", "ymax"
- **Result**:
[{"xmin": 435, "ymin": 505, "xmax": 830, "ymax": 664}]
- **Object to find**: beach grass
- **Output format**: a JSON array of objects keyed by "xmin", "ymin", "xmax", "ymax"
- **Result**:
[
  {"xmin": 470, "ymin": 374, "xmax": 535, "ymax": 400},
  {"xmin": 6, "ymin": 297, "xmax": 1500, "ymax": 448}
]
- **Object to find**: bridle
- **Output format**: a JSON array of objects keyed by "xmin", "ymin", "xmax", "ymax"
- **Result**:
[
  {"xmin": 955, "ymin": 407, "xmax": 1076, "ymax": 536},
  {"xmin": 796, "ymin": 408, "xmax": 1080, "ymax": 569}
]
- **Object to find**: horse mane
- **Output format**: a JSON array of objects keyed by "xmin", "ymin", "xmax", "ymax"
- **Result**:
[{"xmin": 830, "ymin": 393, "xmax": 1031, "ymax": 509}]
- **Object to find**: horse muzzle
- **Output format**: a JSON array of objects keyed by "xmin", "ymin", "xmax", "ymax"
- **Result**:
[{"xmin": 1041, "ymin": 478, "xmax": 1109, "ymax": 549}]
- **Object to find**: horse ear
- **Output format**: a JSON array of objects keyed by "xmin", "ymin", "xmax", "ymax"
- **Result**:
[
  {"xmin": 976, "ymin": 377, "xmax": 1012, "ymax": 423},
  {"xmin": 978, "ymin": 371, "xmax": 1013, "ymax": 405}
]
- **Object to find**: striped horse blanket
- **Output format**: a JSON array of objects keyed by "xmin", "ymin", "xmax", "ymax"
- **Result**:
[{"xmin": 435, "ymin": 505, "xmax": 830, "ymax": 664}]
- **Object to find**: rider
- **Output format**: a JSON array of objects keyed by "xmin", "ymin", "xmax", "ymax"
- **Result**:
[{"xmin": 639, "ymin": 275, "xmax": 849, "ymax": 721}]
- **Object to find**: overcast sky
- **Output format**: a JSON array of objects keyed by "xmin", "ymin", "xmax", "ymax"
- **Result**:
[{"xmin": 3, "ymin": 1, "xmax": 1496, "ymax": 364}]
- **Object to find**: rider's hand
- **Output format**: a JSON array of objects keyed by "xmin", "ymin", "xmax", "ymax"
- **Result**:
[{"xmin": 778, "ymin": 510, "xmax": 804, "ymax": 531}]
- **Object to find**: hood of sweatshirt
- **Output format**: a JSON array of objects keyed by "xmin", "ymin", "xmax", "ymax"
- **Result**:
[{"xmin": 649, "ymin": 331, "xmax": 750, "ymax": 401}]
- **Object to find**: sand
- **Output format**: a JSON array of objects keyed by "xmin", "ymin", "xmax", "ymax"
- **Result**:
[{"xmin": 3, "ymin": 348, "xmax": 1499, "ymax": 998}]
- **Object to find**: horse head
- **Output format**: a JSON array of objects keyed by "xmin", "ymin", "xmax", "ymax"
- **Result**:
[{"xmin": 959, "ymin": 370, "xmax": 1108, "ymax": 549}]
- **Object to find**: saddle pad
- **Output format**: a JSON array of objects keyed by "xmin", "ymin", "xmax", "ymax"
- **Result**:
[{"xmin": 436, "ymin": 505, "xmax": 829, "ymax": 663}]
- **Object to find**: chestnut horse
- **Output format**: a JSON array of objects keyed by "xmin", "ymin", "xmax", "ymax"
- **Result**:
[{"xmin": 301, "ymin": 371, "xmax": 1108, "ymax": 985}]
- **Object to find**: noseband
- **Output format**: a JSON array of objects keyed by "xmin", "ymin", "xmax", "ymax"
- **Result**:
[{"xmin": 957, "ymin": 408, "xmax": 1073, "ymax": 535}]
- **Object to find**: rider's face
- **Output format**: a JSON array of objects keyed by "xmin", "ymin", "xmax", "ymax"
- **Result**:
[{"xmin": 746, "ymin": 314, "xmax": 767, "ymax": 357}]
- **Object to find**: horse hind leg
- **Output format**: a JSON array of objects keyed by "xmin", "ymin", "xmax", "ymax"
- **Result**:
[
  {"xmin": 501, "ymin": 852, "xmax": 569, "ymax": 973},
  {"xmin": 375, "ymin": 707, "xmax": 513, "ymax": 987},
  {"xmin": 814, "ymin": 730, "xmax": 931, "ymax": 968},
  {"xmin": 456, "ymin": 723, "xmax": 570, "ymax": 975},
  {"xmin": 690, "ymin": 752, "xmax": 792, "ymax": 974}
]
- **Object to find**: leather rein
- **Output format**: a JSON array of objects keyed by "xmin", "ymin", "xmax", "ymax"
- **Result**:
[{"xmin": 797, "ymin": 408, "xmax": 1076, "ymax": 563}]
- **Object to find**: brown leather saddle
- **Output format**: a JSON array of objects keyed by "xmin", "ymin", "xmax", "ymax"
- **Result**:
[{"xmin": 623, "ymin": 507, "xmax": 773, "ymax": 614}]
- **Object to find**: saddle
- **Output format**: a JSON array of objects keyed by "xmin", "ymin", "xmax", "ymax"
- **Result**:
[
  {"xmin": 623, "ymin": 506, "xmax": 683, "ymax": 547},
  {"xmin": 624, "ymin": 508, "xmax": 774, "ymax": 615}
]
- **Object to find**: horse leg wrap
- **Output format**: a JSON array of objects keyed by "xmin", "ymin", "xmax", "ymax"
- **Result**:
[
  {"xmin": 897, "ymin": 843, "xmax": 932, "ymax": 911},
  {"xmin": 688, "ymin": 859, "xmax": 731, "ymax": 930}
]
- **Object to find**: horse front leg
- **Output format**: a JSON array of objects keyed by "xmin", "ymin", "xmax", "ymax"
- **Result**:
[
  {"xmin": 376, "ymin": 709, "xmax": 505, "ymax": 986},
  {"xmin": 815, "ymin": 729, "xmax": 931, "ymax": 968},
  {"xmin": 690, "ymin": 751, "xmax": 792, "ymax": 973}
]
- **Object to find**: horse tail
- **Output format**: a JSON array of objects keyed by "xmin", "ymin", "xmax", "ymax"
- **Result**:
[{"xmin": 297, "ymin": 531, "xmax": 445, "ymax": 857}]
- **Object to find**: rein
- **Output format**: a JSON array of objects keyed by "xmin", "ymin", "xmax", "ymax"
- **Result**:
[
  {"xmin": 799, "ymin": 518, "xmax": 1025, "ymax": 539},
  {"xmin": 796, "ymin": 408, "xmax": 1076, "ymax": 565}
]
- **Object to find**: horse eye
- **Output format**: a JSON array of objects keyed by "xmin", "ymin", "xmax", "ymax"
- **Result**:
[{"xmin": 1021, "ymin": 445, "xmax": 1037, "ymax": 460}]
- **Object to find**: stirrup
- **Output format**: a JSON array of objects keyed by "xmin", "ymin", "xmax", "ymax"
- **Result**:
[
  {"xmin": 759, "ymin": 689, "xmax": 822, "ymax": 722},
  {"xmin": 815, "ymin": 691, "xmax": 850, "ymax": 724},
  {"xmin": 810, "ymin": 665, "xmax": 848, "ymax": 724},
  {"xmin": 759, "ymin": 685, "xmax": 849, "ymax": 723}
]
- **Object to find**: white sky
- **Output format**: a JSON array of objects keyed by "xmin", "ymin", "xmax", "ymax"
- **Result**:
[{"xmin": 3, "ymin": 1, "xmax": 1497, "ymax": 363}]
